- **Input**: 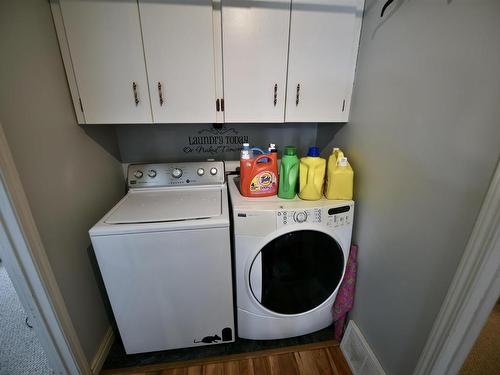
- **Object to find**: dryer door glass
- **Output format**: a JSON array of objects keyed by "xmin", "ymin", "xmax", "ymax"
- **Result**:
[{"xmin": 249, "ymin": 230, "xmax": 344, "ymax": 315}]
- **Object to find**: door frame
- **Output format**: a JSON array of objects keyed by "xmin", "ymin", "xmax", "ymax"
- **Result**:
[
  {"xmin": 0, "ymin": 123, "xmax": 89, "ymax": 374},
  {"xmin": 414, "ymin": 158, "xmax": 500, "ymax": 375}
]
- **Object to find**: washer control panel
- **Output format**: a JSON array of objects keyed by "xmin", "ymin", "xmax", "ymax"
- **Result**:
[
  {"xmin": 128, "ymin": 161, "xmax": 224, "ymax": 188},
  {"xmin": 277, "ymin": 204, "xmax": 353, "ymax": 228}
]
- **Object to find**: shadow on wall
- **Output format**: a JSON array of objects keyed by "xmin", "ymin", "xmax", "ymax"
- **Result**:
[
  {"xmin": 82, "ymin": 125, "xmax": 122, "ymax": 162},
  {"xmin": 368, "ymin": 0, "xmax": 456, "ymax": 40},
  {"xmin": 86, "ymin": 244, "xmax": 118, "ymax": 334},
  {"xmin": 316, "ymin": 123, "xmax": 345, "ymax": 156},
  {"xmin": 370, "ymin": 0, "xmax": 407, "ymax": 39}
]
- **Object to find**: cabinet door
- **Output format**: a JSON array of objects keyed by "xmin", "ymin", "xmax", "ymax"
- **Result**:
[
  {"xmin": 59, "ymin": 0, "xmax": 152, "ymax": 124},
  {"xmin": 285, "ymin": 0, "xmax": 363, "ymax": 122},
  {"xmin": 139, "ymin": 1, "xmax": 219, "ymax": 123},
  {"xmin": 222, "ymin": 0, "xmax": 291, "ymax": 123}
]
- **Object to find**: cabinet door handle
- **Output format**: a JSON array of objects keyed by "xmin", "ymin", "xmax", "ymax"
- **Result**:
[
  {"xmin": 273, "ymin": 84, "xmax": 278, "ymax": 107},
  {"xmin": 158, "ymin": 82, "xmax": 164, "ymax": 106},
  {"xmin": 296, "ymin": 84, "xmax": 301, "ymax": 106},
  {"xmin": 132, "ymin": 82, "xmax": 139, "ymax": 105}
]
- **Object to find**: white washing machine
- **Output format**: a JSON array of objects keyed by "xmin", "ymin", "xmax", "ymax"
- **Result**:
[
  {"xmin": 228, "ymin": 175, "xmax": 353, "ymax": 340},
  {"xmin": 89, "ymin": 162, "xmax": 234, "ymax": 354}
]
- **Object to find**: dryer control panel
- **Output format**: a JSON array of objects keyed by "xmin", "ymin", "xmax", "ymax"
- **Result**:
[
  {"xmin": 277, "ymin": 204, "xmax": 353, "ymax": 228},
  {"xmin": 277, "ymin": 208, "xmax": 322, "ymax": 226},
  {"xmin": 325, "ymin": 205, "xmax": 353, "ymax": 228}
]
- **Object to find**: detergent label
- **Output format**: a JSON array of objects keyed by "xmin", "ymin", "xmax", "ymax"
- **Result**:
[{"xmin": 250, "ymin": 171, "xmax": 277, "ymax": 193}]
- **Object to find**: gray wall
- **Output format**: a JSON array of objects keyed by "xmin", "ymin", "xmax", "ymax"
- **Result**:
[
  {"xmin": 116, "ymin": 123, "xmax": 317, "ymax": 163},
  {"xmin": 317, "ymin": 0, "xmax": 500, "ymax": 374},
  {"xmin": 0, "ymin": 0, "xmax": 125, "ymax": 362}
]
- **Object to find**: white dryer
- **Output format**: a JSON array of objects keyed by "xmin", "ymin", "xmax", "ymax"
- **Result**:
[
  {"xmin": 90, "ymin": 162, "xmax": 234, "ymax": 354},
  {"xmin": 228, "ymin": 175, "xmax": 353, "ymax": 340}
]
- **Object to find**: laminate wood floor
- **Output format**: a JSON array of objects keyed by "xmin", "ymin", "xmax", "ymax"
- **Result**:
[
  {"xmin": 100, "ymin": 340, "xmax": 352, "ymax": 375},
  {"xmin": 460, "ymin": 301, "xmax": 500, "ymax": 375}
]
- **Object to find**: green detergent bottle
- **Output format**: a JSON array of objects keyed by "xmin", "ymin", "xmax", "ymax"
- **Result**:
[{"xmin": 278, "ymin": 146, "xmax": 300, "ymax": 199}]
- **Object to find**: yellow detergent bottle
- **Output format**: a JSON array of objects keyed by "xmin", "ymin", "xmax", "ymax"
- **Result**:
[
  {"xmin": 325, "ymin": 147, "xmax": 344, "ymax": 199},
  {"xmin": 299, "ymin": 147, "xmax": 326, "ymax": 200},
  {"xmin": 326, "ymin": 156, "xmax": 353, "ymax": 200}
]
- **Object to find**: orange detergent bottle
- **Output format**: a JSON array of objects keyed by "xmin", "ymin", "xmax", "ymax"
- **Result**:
[{"xmin": 240, "ymin": 147, "xmax": 278, "ymax": 197}]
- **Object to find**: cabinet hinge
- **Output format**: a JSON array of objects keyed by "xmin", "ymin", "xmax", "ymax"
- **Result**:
[
  {"xmin": 216, "ymin": 99, "xmax": 220, "ymax": 112},
  {"xmin": 78, "ymin": 98, "xmax": 84, "ymax": 112},
  {"xmin": 342, "ymin": 99, "xmax": 346, "ymax": 112},
  {"xmin": 220, "ymin": 98, "xmax": 225, "ymax": 112}
]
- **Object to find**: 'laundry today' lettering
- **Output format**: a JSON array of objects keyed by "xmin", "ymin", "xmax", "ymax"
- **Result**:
[
  {"xmin": 188, "ymin": 136, "xmax": 223, "ymax": 145},
  {"xmin": 188, "ymin": 135, "xmax": 249, "ymax": 145}
]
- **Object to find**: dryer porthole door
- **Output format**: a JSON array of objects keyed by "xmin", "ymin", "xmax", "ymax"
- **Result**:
[{"xmin": 249, "ymin": 230, "xmax": 344, "ymax": 315}]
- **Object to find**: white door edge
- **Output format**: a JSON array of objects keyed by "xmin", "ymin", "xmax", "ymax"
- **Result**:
[
  {"xmin": 414, "ymin": 158, "xmax": 500, "ymax": 375},
  {"xmin": 0, "ymin": 123, "xmax": 89, "ymax": 375}
]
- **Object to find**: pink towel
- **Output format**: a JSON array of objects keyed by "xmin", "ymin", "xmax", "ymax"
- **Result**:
[{"xmin": 332, "ymin": 244, "xmax": 358, "ymax": 341}]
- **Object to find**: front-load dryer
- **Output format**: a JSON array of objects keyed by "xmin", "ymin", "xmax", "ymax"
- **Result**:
[{"xmin": 228, "ymin": 175, "xmax": 353, "ymax": 340}]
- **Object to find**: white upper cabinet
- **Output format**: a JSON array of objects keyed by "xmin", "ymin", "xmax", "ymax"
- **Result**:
[
  {"xmin": 221, "ymin": 0, "xmax": 291, "ymax": 123},
  {"xmin": 53, "ymin": 0, "xmax": 364, "ymax": 124},
  {"xmin": 139, "ymin": 0, "xmax": 219, "ymax": 123},
  {"xmin": 59, "ymin": 0, "xmax": 152, "ymax": 124},
  {"xmin": 285, "ymin": 0, "xmax": 364, "ymax": 122}
]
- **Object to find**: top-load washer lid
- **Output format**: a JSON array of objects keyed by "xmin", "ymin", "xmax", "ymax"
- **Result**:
[{"xmin": 104, "ymin": 187, "xmax": 222, "ymax": 224}]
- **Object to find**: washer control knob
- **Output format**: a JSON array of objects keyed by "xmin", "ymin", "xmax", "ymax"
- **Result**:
[
  {"xmin": 210, "ymin": 167, "xmax": 218, "ymax": 176},
  {"xmin": 197, "ymin": 168, "xmax": 205, "ymax": 176},
  {"xmin": 134, "ymin": 170, "xmax": 143, "ymax": 179},
  {"xmin": 294, "ymin": 211, "xmax": 308, "ymax": 223},
  {"xmin": 172, "ymin": 168, "xmax": 183, "ymax": 178},
  {"xmin": 147, "ymin": 170, "xmax": 157, "ymax": 178}
]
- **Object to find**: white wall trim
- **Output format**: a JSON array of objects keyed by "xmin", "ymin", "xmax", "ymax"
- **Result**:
[
  {"xmin": 414, "ymin": 159, "xmax": 500, "ymax": 375},
  {"xmin": 0, "ymin": 123, "xmax": 90, "ymax": 374},
  {"xmin": 91, "ymin": 326, "xmax": 115, "ymax": 375}
]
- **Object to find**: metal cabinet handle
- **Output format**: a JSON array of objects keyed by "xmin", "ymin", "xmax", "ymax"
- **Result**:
[
  {"xmin": 132, "ymin": 82, "xmax": 139, "ymax": 105},
  {"xmin": 158, "ymin": 82, "xmax": 164, "ymax": 106},
  {"xmin": 296, "ymin": 84, "xmax": 300, "ymax": 106},
  {"xmin": 273, "ymin": 84, "xmax": 278, "ymax": 107}
]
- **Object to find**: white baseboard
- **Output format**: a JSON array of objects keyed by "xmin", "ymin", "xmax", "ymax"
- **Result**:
[
  {"xmin": 341, "ymin": 320, "xmax": 386, "ymax": 375},
  {"xmin": 91, "ymin": 326, "xmax": 114, "ymax": 375}
]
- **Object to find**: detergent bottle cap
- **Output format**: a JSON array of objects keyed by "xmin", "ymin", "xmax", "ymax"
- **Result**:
[
  {"xmin": 284, "ymin": 146, "xmax": 297, "ymax": 156},
  {"xmin": 307, "ymin": 146, "xmax": 320, "ymax": 157},
  {"xmin": 242, "ymin": 143, "xmax": 250, "ymax": 150},
  {"xmin": 333, "ymin": 147, "xmax": 340, "ymax": 152},
  {"xmin": 338, "ymin": 157, "xmax": 348, "ymax": 167},
  {"xmin": 241, "ymin": 150, "xmax": 251, "ymax": 160}
]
